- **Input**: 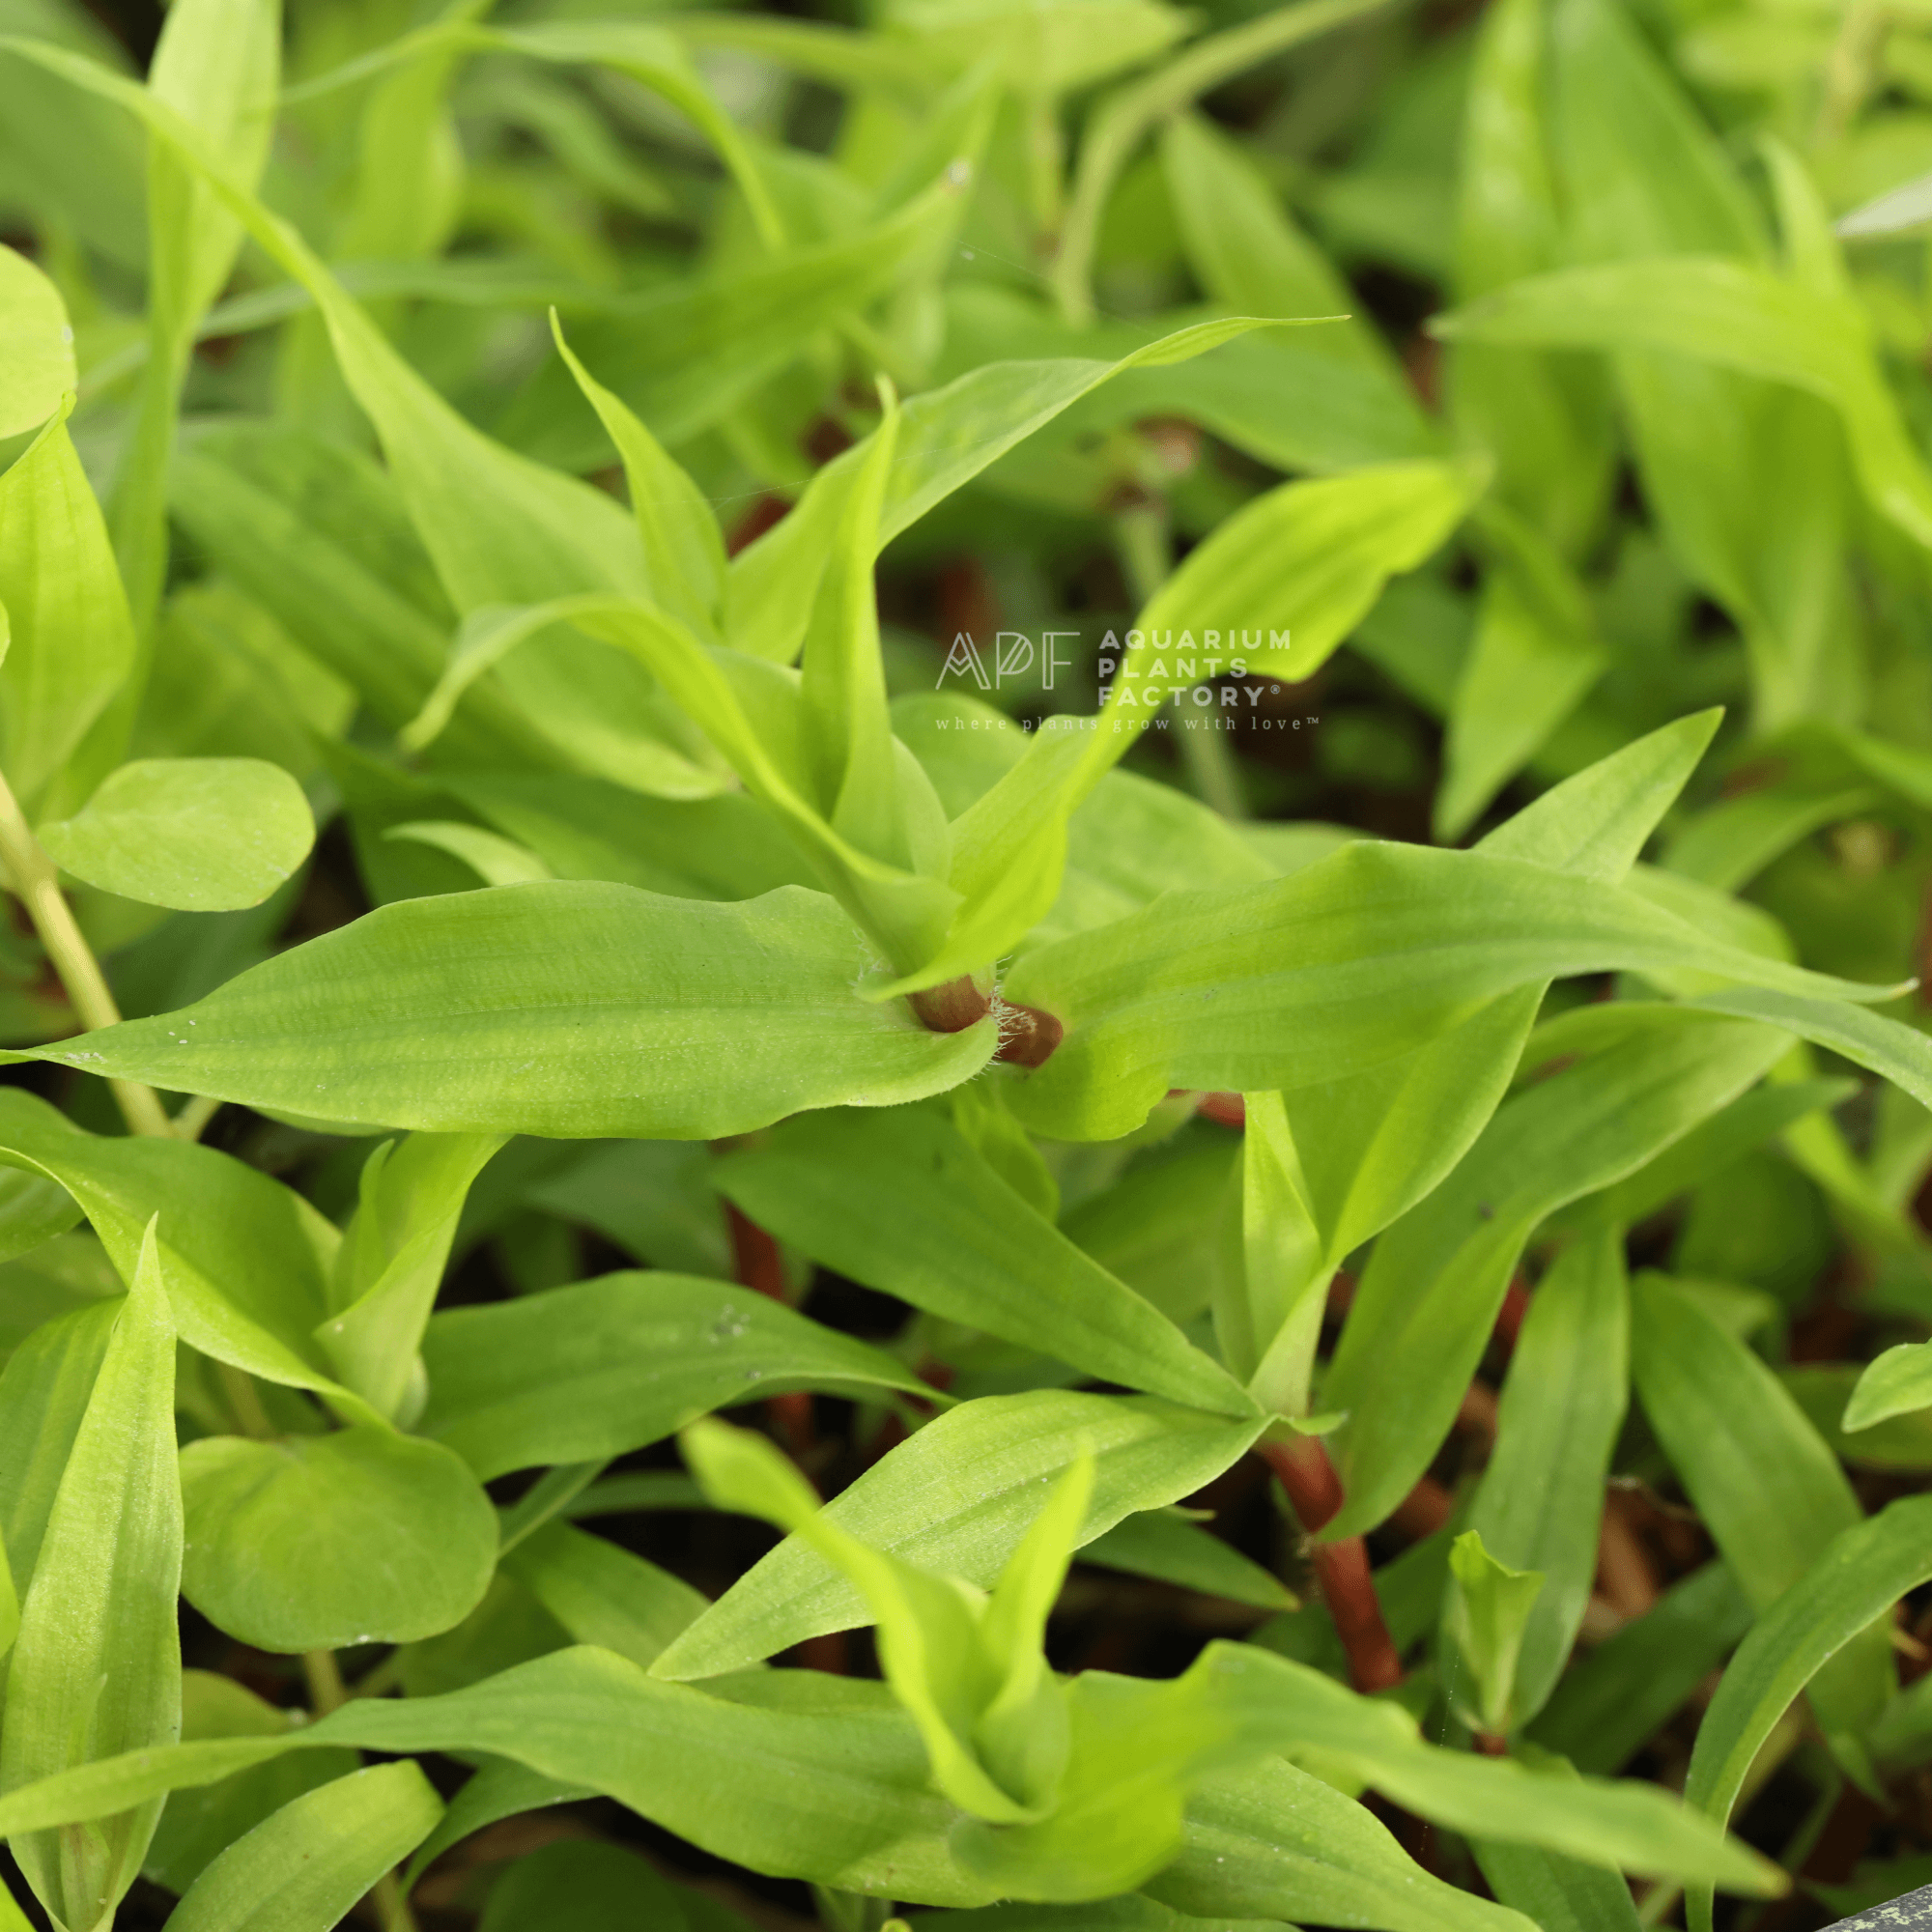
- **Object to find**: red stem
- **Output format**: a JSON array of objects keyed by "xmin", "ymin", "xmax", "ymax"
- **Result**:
[{"xmin": 1259, "ymin": 1435, "xmax": 1405, "ymax": 1694}]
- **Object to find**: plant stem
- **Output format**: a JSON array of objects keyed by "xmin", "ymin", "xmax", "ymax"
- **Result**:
[
  {"xmin": 0, "ymin": 764, "xmax": 172, "ymax": 1138},
  {"xmin": 302, "ymin": 1647, "xmax": 348, "ymax": 1717},
  {"xmin": 171, "ymin": 1093, "xmax": 225, "ymax": 1144},
  {"xmin": 1113, "ymin": 501, "xmax": 1247, "ymax": 818},
  {"xmin": 218, "ymin": 1362, "xmax": 276, "ymax": 1442},
  {"xmin": 1260, "ymin": 1434, "xmax": 1404, "ymax": 1693},
  {"xmin": 370, "ymin": 1872, "xmax": 418, "ymax": 1932},
  {"xmin": 1023, "ymin": 90, "xmax": 1065, "ymax": 249}
]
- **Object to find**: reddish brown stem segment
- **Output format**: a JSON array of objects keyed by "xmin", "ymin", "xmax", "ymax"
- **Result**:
[
  {"xmin": 908, "ymin": 975, "xmax": 1063, "ymax": 1067},
  {"xmin": 1260, "ymin": 1435, "xmax": 1405, "ymax": 1694}
]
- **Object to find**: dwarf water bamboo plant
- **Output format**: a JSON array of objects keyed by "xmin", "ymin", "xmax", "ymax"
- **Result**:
[{"xmin": 7, "ymin": 0, "xmax": 1932, "ymax": 1927}]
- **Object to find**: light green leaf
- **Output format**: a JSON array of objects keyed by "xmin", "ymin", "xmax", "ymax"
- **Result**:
[
  {"xmin": 1686, "ymin": 983, "xmax": 1932, "ymax": 1115},
  {"xmin": 1458, "ymin": 1230, "xmax": 1628, "ymax": 1731},
  {"xmin": 728, "ymin": 315, "xmax": 1310, "ymax": 668},
  {"xmin": 1443, "ymin": 1530, "xmax": 1546, "ymax": 1739},
  {"xmin": 2, "ymin": 1219, "xmax": 180, "ymax": 1932},
  {"xmin": 1845, "ymin": 1341, "xmax": 1932, "ymax": 1433},
  {"xmin": 7, "ymin": 884, "xmax": 996, "ymax": 1135},
  {"xmin": 0, "ymin": 1640, "xmax": 1782, "ymax": 1903},
  {"xmin": 114, "ymin": 0, "xmax": 281, "ymax": 634},
  {"xmin": 685, "ymin": 1416, "xmax": 1054, "ymax": 1825},
  {"xmin": 1322, "ymin": 1014, "xmax": 1790, "ymax": 1540},
  {"xmin": 418, "ymin": 1270, "xmax": 938, "ymax": 1481},
  {"xmin": 179, "ymin": 1426, "xmax": 497, "ymax": 1653},
  {"xmin": 0, "ymin": 242, "xmax": 72, "ymax": 438},
  {"xmin": 317, "ymin": 1132, "xmax": 504, "ymax": 1425},
  {"xmin": 1002, "ymin": 840, "xmax": 1893, "ymax": 1143},
  {"xmin": 654, "ymin": 1392, "xmax": 1267, "ymax": 1680},
  {"xmin": 500, "ymin": 1520, "xmax": 707, "ymax": 1673},
  {"xmin": 1436, "ymin": 256, "xmax": 1932, "ymax": 554},
  {"xmin": 0, "ymin": 1089, "xmax": 366, "ymax": 1422},
  {"xmin": 165, "ymin": 1761, "xmax": 440, "ymax": 1932},
  {"xmin": 1151, "ymin": 1756, "xmax": 1531, "ymax": 1932},
  {"xmin": 715, "ymin": 1108, "xmax": 1251, "ymax": 1416},
  {"xmin": 1682, "ymin": 1495, "xmax": 1932, "ymax": 1931},
  {"xmin": 1631, "ymin": 1270, "xmax": 1889, "ymax": 1761},
  {"xmin": 36, "ymin": 757, "xmax": 313, "ymax": 911},
  {"xmin": 1472, "ymin": 1759, "xmax": 1645, "ymax": 1932},
  {"xmin": 143, "ymin": 1672, "xmax": 360, "ymax": 1897},
  {"xmin": 1435, "ymin": 510, "xmax": 1606, "ymax": 840},
  {"xmin": 0, "ymin": 403, "xmax": 137, "ymax": 810}
]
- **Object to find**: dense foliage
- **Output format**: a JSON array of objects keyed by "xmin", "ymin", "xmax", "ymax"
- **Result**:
[{"xmin": 7, "ymin": 0, "xmax": 1932, "ymax": 1926}]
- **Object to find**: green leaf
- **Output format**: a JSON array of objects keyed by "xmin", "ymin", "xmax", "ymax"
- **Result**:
[
  {"xmin": 418, "ymin": 1270, "xmax": 938, "ymax": 1480},
  {"xmin": 1436, "ymin": 255, "xmax": 1932, "ymax": 554},
  {"xmin": 143, "ymin": 1672, "xmax": 360, "ymax": 1896},
  {"xmin": 548, "ymin": 318, "xmax": 724, "ymax": 638},
  {"xmin": 1, "ymin": 1219, "xmax": 180, "ymax": 1932},
  {"xmin": 684, "ymin": 1415, "xmax": 1063, "ymax": 1824},
  {"xmin": 654, "ymin": 1392, "xmax": 1267, "ymax": 1680},
  {"xmin": 0, "ymin": 403, "xmax": 137, "ymax": 810},
  {"xmin": 1472, "ymin": 1758, "xmax": 1645, "ymax": 1932},
  {"xmin": 179, "ymin": 1427, "xmax": 497, "ymax": 1652},
  {"xmin": 384, "ymin": 820, "xmax": 552, "ymax": 888},
  {"xmin": 1458, "ymin": 1228, "xmax": 1629, "ymax": 1730},
  {"xmin": 115, "ymin": 0, "xmax": 281, "ymax": 634},
  {"xmin": 728, "ymin": 315, "xmax": 1316, "ymax": 668},
  {"xmin": 499, "ymin": 1520, "xmax": 707, "ymax": 1672},
  {"xmin": 1844, "ymin": 1341, "xmax": 1932, "ymax": 1432},
  {"xmin": 1079, "ymin": 1511, "xmax": 1293, "ymax": 1611},
  {"xmin": 1443, "ymin": 1530, "xmax": 1546, "ymax": 1739},
  {"xmin": 1529, "ymin": 1562, "xmax": 1754, "ymax": 1776},
  {"xmin": 0, "ymin": 242, "xmax": 72, "ymax": 438},
  {"xmin": 1435, "ymin": 509, "xmax": 1606, "ymax": 840},
  {"xmin": 715, "ymin": 1108, "xmax": 1251, "ymax": 1416},
  {"xmin": 1630, "ymin": 1269, "xmax": 1889, "ymax": 1752},
  {"xmin": 1321, "ymin": 1014, "xmax": 1790, "ymax": 1539},
  {"xmin": 1151, "ymin": 1757, "xmax": 1532, "ymax": 1932},
  {"xmin": 1682, "ymin": 1495, "xmax": 1932, "ymax": 1931},
  {"xmin": 0, "ymin": 1090, "xmax": 366, "ymax": 1422},
  {"xmin": 35, "ymin": 757, "xmax": 314, "ymax": 911},
  {"xmin": 317, "ymin": 1132, "xmax": 504, "ymax": 1425},
  {"xmin": 7, "ymin": 884, "xmax": 997, "ymax": 1135},
  {"xmin": 1000, "ymin": 840, "xmax": 1894, "ymax": 1143},
  {"xmin": 164, "ymin": 1761, "xmax": 441, "ymax": 1932},
  {"xmin": 0, "ymin": 1641, "xmax": 1782, "ymax": 1903},
  {"xmin": 402, "ymin": 1758, "xmax": 591, "ymax": 1892},
  {"xmin": 476, "ymin": 1840, "xmax": 758, "ymax": 1932}
]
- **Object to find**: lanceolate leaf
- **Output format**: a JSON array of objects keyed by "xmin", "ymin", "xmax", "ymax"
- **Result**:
[
  {"xmin": 1630, "ymin": 1271, "xmax": 1890, "ymax": 1756},
  {"xmin": 715, "ymin": 1109, "xmax": 1251, "ymax": 1415},
  {"xmin": 654, "ymin": 1393, "xmax": 1268, "ymax": 1679},
  {"xmin": 0, "ymin": 1642, "xmax": 1780, "ymax": 1901},
  {"xmin": 0, "ymin": 404, "xmax": 137, "ymax": 811},
  {"xmin": 1, "ymin": 1221, "xmax": 181, "ymax": 1932},
  {"xmin": 1681, "ymin": 1496, "xmax": 1932, "ymax": 1932},
  {"xmin": 1457, "ymin": 1229, "xmax": 1629, "ymax": 1729},
  {"xmin": 164, "ymin": 1761, "xmax": 442, "ymax": 1932},
  {"xmin": 418, "ymin": 1271, "xmax": 938, "ymax": 1479},
  {"xmin": 1321, "ymin": 1014, "xmax": 1790, "ymax": 1539},
  {"xmin": 0, "ymin": 243, "xmax": 73, "ymax": 438},
  {"xmin": 5, "ymin": 884, "xmax": 997, "ymax": 1136},
  {"xmin": 1000, "ymin": 841, "xmax": 1898, "ymax": 1142}
]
